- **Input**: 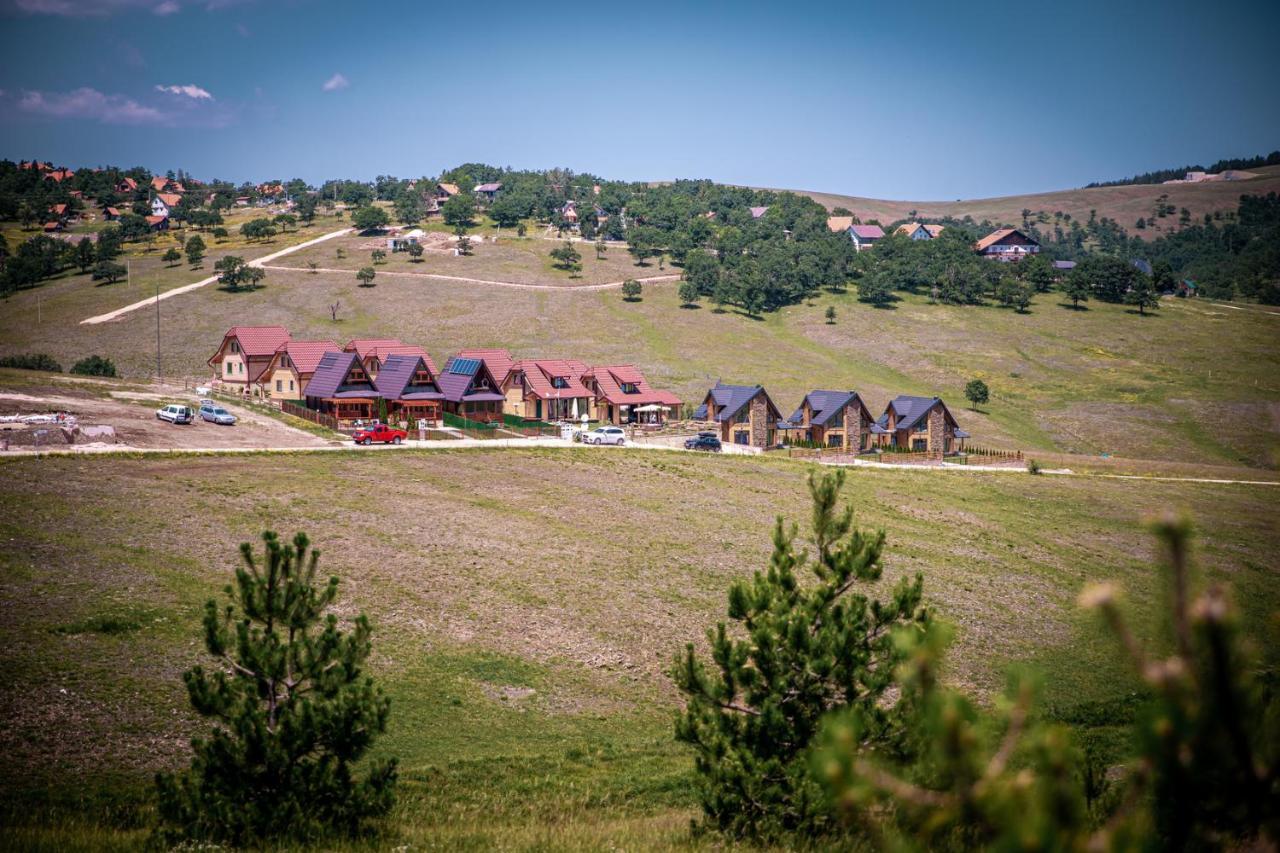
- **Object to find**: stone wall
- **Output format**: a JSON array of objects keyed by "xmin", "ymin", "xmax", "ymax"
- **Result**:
[
  {"xmin": 749, "ymin": 394, "xmax": 770, "ymax": 447},
  {"xmin": 927, "ymin": 406, "xmax": 945, "ymax": 458}
]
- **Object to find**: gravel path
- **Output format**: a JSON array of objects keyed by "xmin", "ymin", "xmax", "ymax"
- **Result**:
[{"xmin": 260, "ymin": 265, "xmax": 681, "ymax": 292}]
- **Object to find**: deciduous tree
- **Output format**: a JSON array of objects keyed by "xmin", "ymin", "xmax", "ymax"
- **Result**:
[
  {"xmin": 963, "ymin": 378, "xmax": 989, "ymax": 410},
  {"xmin": 356, "ymin": 266, "xmax": 376, "ymax": 287}
]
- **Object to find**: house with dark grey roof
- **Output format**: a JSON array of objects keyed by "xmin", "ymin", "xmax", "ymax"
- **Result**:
[
  {"xmin": 439, "ymin": 354, "xmax": 507, "ymax": 423},
  {"xmin": 783, "ymin": 390, "xmax": 876, "ymax": 452},
  {"xmin": 376, "ymin": 353, "xmax": 444, "ymax": 425},
  {"xmin": 874, "ymin": 395, "xmax": 967, "ymax": 455},
  {"xmin": 693, "ymin": 382, "xmax": 782, "ymax": 448},
  {"xmin": 302, "ymin": 351, "xmax": 382, "ymax": 423}
]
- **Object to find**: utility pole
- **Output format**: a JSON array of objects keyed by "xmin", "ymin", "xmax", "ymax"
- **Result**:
[{"xmin": 155, "ymin": 273, "xmax": 161, "ymax": 383}]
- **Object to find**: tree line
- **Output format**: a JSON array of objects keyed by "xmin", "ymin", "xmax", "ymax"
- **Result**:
[{"xmin": 1084, "ymin": 150, "xmax": 1280, "ymax": 188}]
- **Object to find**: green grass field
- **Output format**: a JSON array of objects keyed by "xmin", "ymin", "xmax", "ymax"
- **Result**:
[{"xmin": 0, "ymin": 447, "xmax": 1275, "ymax": 849}]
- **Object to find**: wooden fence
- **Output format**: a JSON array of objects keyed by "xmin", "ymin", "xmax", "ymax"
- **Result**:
[
  {"xmin": 281, "ymin": 401, "xmax": 339, "ymax": 431},
  {"xmin": 963, "ymin": 446, "xmax": 1023, "ymax": 462}
]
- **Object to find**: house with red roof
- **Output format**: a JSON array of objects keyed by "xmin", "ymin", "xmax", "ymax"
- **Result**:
[
  {"xmin": 451, "ymin": 348, "xmax": 514, "ymax": 386},
  {"xmin": 259, "ymin": 339, "xmax": 339, "ymax": 401},
  {"xmin": 343, "ymin": 338, "xmax": 437, "ymax": 382},
  {"xmin": 582, "ymin": 365, "xmax": 682, "ymax": 425},
  {"xmin": 145, "ymin": 214, "xmax": 170, "ymax": 231},
  {"xmin": 151, "ymin": 193, "xmax": 181, "ymax": 218},
  {"xmin": 208, "ymin": 326, "xmax": 291, "ymax": 394},
  {"xmin": 150, "ymin": 176, "xmax": 184, "ymax": 194},
  {"xmin": 502, "ymin": 358, "xmax": 592, "ymax": 422},
  {"xmin": 115, "ymin": 177, "xmax": 138, "ymax": 194}
]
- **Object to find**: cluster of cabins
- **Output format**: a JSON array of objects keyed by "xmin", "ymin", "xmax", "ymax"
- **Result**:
[
  {"xmin": 824, "ymin": 213, "xmax": 1043, "ymax": 262},
  {"xmin": 207, "ymin": 327, "xmax": 682, "ymax": 428},
  {"xmin": 206, "ymin": 327, "xmax": 970, "ymax": 454},
  {"xmin": 694, "ymin": 382, "xmax": 968, "ymax": 455}
]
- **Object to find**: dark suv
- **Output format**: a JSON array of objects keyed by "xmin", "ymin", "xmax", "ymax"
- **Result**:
[{"xmin": 684, "ymin": 431, "xmax": 722, "ymax": 452}]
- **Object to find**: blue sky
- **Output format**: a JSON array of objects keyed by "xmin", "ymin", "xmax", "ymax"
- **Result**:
[{"xmin": 1, "ymin": 0, "xmax": 1277, "ymax": 199}]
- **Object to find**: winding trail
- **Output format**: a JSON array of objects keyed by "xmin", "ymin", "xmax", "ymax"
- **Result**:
[
  {"xmin": 261, "ymin": 265, "xmax": 681, "ymax": 292},
  {"xmin": 80, "ymin": 227, "xmax": 352, "ymax": 325}
]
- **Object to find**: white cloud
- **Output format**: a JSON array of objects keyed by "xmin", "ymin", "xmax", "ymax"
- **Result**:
[
  {"xmin": 18, "ymin": 87, "xmax": 164, "ymax": 124},
  {"xmin": 152, "ymin": 0, "xmax": 178, "ymax": 13},
  {"xmin": 322, "ymin": 73, "xmax": 349, "ymax": 92},
  {"xmin": 8, "ymin": 0, "xmax": 255, "ymax": 14},
  {"xmin": 155, "ymin": 83, "xmax": 213, "ymax": 100}
]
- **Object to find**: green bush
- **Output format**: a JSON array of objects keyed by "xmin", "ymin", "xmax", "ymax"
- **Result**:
[
  {"xmin": 70, "ymin": 355, "xmax": 117, "ymax": 377},
  {"xmin": 0, "ymin": 353, "xmax": 63, "ymax": 372}
]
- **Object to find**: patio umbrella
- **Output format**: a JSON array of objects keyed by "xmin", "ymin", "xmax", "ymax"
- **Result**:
[
  {"xmin": 571, "ymin": 398, "xmax": 579, "ymax": 418},
  {"xmin": 635, "ymin": 404, "xmax": 662, "ymax": 412}
]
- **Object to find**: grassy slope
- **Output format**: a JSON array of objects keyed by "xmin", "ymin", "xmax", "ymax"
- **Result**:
[
  {"xmin": 2, "ymin": 233, "xmax": 1277, "ymax": 467},
  {"xmin": 786, "ymin": 164, "xmax": 1280, "ymax": 232},
  {"xmin": 0, "ymin": 448, "xmax": 1275, "ymax": 849}
]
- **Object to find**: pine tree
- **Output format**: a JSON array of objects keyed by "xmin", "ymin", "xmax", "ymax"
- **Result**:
[
  {"xmin": 671, "ymin": 470, "xmax": 928, "ymax": 840},
  {"xmin": 155, "ymin": 531, "xmax": 397, "ymax": 846}
]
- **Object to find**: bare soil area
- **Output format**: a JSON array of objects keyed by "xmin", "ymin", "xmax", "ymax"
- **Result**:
[{"xmin": 0, "ymin": 383, "xmax": 331, "ymax": 451}]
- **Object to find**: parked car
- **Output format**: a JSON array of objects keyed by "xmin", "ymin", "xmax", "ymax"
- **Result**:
[
  {"xmin": 199, "ymin": 402, "xmax": 237, "ymax": 425},
  {"xmin": 155, "ymin": 404, "xmax": 194, "ymax": 424},
  {"xmin": 684, "ymin": 431, "xmax": 722, "ymax": 452},
  {"xmin": 352, "ymin": 423, "xmax": 406, "ymax": 445},
  {"xmin": 583, "ymin": 425, "xmax": 626, "ymax": 446}
]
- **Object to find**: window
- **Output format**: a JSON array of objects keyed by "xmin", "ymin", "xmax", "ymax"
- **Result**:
[
  {"xmin": 289, "ymin": 380, "xmax": 294, "ymax": 391},
  {"xmin": 827, "ymin": 433, "xmax": 843, "ymax": 448},
  {"xmin": 828, "ymin": 409, "xmax": 844, "ymax": 428},
  {"xmin": 276, "ymin": 380, "xmax": 282, "ymax": 392},
  {"xmin": 620, "ymin": 382, "xmax": 639, "ymax": 394},
  {"xmin": 225, "ymin": 363, "xmax": 233, "ymax": 376},
  {"xmin": 552, "ymin": 376, "xmax": 569, "ymax": 389},
  {"xmin": 915, "ymin": 421, "xmax": 927, "ymax": 433},
  {"xmin": 912, "ymin": 438, "xmax": 927, "ymax": 451},
  {"xmin": 230, "ymin": 341, "xmax": 240, "ymax": 354},
  {"xmin": 734, "ymin": 429, "xmax": 750, "ymax": 445},
  {"xmin": 733, "ymin": 409, "xmax": 750, "ymax": 424}
]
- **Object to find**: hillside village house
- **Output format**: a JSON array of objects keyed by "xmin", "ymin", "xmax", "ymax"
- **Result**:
[
  {"xmin": 581, "ymin": 365, "xmax": 682, "ymax": 425},
  {"xmin": 302, "ymin": 351, "xmax": 381, "ymax": 422},
  {"xmin": 749, "ymin": 206, "xmax": 769, "ymax": 219},
  {"xmin": 693, "ymin": 382, "xmax": 783, "ymax": 448},
  {"xmin": 503, "ymin": 358, "xmax": 592, "ymax": 422},
  {"xmin": 827, "ymin": 216, "xmax": 884, "ymax": 250},
  {"xmin": 343, "ymin": 339, "xmax": 437, "ymax": 382},
  {"xmin": 895, "ymin": 222, "xmax": 944, "ymax": 240},
  {"xmin": 146, "ymin": 214, "xmax": 169, "ymax": 231},
  {"xmin": 373, "ymin": 353, "xmax": 444, "ymax": 426},
  {"xmin": 975, "ymin": 228, "xmax": 1040, "ymax": 261},
  {"xmin": 150, "ymin": 176, "xmax": 184, "ymax": 194},
  {"xmin": 782, "ymin": 390, "xmax": 876, "ymax": 451},
  {"xmin": 438, "ymin": 354, "xmax": 507, "ymax": 423},
  {"xmin": 875, "ymin": 395, "xmax": 968, "ymax": 454},
  {"xmin": 452, "ymin": 348, "xmax": 515, "ymax": 388},
  {"xmin": 208, "ymin": 325, "xmax": 291, "ymax": 395},
  {"xmin": 115, "ymin": 177, "xmax": 138, "ymax": 194},
  {"xmin": 475, "ymin": 182, "xmax": 502, "ymax": 202},
  {"xmin": 151, "ymin": 193, "xmax": 181, "ymax": 218},
  {"xmin": 259, "ymin": 339, "xmax": 339, "ymax": 402}
]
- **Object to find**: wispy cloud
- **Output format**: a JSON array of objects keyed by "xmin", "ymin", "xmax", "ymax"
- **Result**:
[
  {"xmin": 155, "ymin": 83, "xmax": 213, "ymax": 99},
  {"xmin": 7, "ymin": 0, "xmax": 255, "ymax": 14},
  {"xmin": 322, "ymin": 73, "xmax": 349, "ymax": 92},
  {"xmin": 10, "ymin": 85, "xmax": 235, "ymax": 127}
]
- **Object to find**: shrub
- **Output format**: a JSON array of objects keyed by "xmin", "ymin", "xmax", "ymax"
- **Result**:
[
  {"xmin": 0, "ymin": 353, "xmax": 62, "ymax": 372},
  {"xmin": 70, "ymin": 355, "xmax": 118, "ymax": 377},
  {"xmin": 1027, "ymin": 458, "xmax": 1043, "ymax": 475}
]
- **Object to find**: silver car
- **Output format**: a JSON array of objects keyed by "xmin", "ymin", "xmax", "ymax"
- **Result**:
[
  {"xmin": 583, "ymin": 425, "xmax": 626, "ymax": 446},
  {"xmin": 199, "ymin": 403, "xmax": 237, "ymax": 425}
]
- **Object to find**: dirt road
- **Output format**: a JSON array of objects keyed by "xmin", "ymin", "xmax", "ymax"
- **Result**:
[
  {"xmin": 260, "ymin": 265, "xmax": 680, "ymax": 292},
  {"xmin": 80, "ymin": 227, "xmax": 352, "ymax": 325}
]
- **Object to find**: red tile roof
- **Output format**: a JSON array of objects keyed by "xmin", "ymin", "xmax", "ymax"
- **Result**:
[
  {"xmin": 513, "ymin": 359, "xmax": 591, "ymax": 399},
  {"xmin": 586, "ymin": 364, "xmax": 682, "ymax": 406},
  {"xmin": 151, "ymin": 176, "xmax": 170, "ymax": 192},
  {"xmin": 213, "ymin": 325, "xmax": 291, "ymax": 362},
  {"xmin": 274, "ymin": 339, "xmax": 340, "ymax": 375},
  {"xmin": 343, "ymin": 339, "xmax": 437, "ymax": 375},
  {"xmin": 117, "ymin": 177, "xmax": 138, "ymax": 191},
  {"xmin": 145, "ymin": 214, "xmax": 168, "ymax": 226},
  {"xmin": 156, "ymin": 192, "xmax": 181, "ymax": 207}
]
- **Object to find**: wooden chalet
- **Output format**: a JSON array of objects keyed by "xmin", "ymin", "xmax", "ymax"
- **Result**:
[
  {"xmin": 302, "ymin": 351, "xmax": 381, "ymax": 423},
  {"xmin": 259, "ymin": 339, "xmax": 339, "ymax": 402},
  {"xmin": 374, "ymin": 353, "xmax": 444, "ymax": 426},
  {"xmin": 438, "ymin": 354, "xmax": 507, "ymax": 423},
  {"xmin": 343, "ymin": 338, "xmax": 438, "ymax": 382}
]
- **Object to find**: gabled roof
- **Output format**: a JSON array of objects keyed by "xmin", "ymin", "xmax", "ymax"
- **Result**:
[
  {"xmin": 895, "ymin": 222, "xmax": 931, "ymax": 237},
  {"xmin": 475, "ymin": 182, "xmax": 502, "ymax": 192},
  {"xmin": 789, "ymin": 390, "xmax": 870, "ymax": 427},
  {"xmin": 512, "ymin": 359, "xmax": 591, "ymax": 399},
  {"xmin": 211, "ymin": 325, "xmax": 291, "ymax": 362},
  {"xmin": 449, "ymin": 348, "xmax": 513, "ymax": 385},
  {"xmin": 975, "ymin": 228, "xmax": 1038, "ymax": 251},
  {"xmin": 145, "ymin": 214, "xmax": 168, "ymax": 226},
  {"xmin": 437, "ymin": 356, "xmax": 505, "ymax": 403},
  {"xmin": 586, "ymin": 364, "xmax": 682, "ymax": 407},
  {"xmin": 827, "ymin": 215, "xmax": 856, "ymax": 232},
  {"xmin": 879, "ymin": 395, "xmax": 958, "ymax": 432},
  {"xmin": 117, "ymin": 177, "xmax": 138, "ymax": 191},
  {"xmin": 701, "ymin": 382, "xmax": 779, "ymax": 423},
  {"xmin": 156, "ymin": 192, "xmax": 181, "ymax": 207},
  {"xmin": 273, "ymin": 339, "xmax": 339, "ymax": 375},
  {"xmin": 342, "ymin": 338, "xmax": 437, "ymax": 374},
  {"xmin": 850, "ymin": 224, "xmax": 884, "ymax": 240},
  {"xmin": 749, "ymin": 206, "xmax": 769, "ymax": 219},
  {"xmin": 373, "ymin": 353, "xmax": 442, "ymax": 400},
  {"xmin": 1052, "ymin": 260, "xmax": 1076, "ymax": 270},
  {"xmin": 150, "ymin": 176, "xmax": 170, "ymax": 192},
  {"xmin": 437, "ymin": 182, "xmax": 460, "ymax": 196},
  {"xmin": 923, "ymin": 224, "xmax": 944, "ymax": 237},
  {"xmin": 303, "ymin": 351, "xmax": 378, "ymax": 399}
]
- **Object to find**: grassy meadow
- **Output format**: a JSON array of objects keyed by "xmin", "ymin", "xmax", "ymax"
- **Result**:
[
  {"xmin": 0, "ymin": 447, "xmax": 1276, "ymax": 849},
  {"xmin": 1, "ymin": 227, "xmax": 1277, "ymax": 468}
]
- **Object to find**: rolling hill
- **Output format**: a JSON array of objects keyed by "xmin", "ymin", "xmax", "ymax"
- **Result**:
[{"xmin": 784, "ymin": 164, "xmax": 1280, "ymax": 234}]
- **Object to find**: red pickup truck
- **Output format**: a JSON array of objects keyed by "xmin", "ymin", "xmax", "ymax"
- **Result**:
[{"xmin": 351, "ymin": 424, "xmax": 407, "ymax": 445}]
